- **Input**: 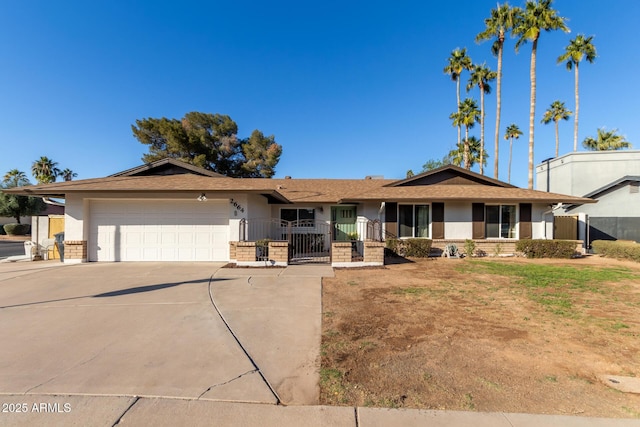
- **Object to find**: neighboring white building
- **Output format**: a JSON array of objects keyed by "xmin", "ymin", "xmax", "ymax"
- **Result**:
[{"xmin": 536, "ymin": 150, "xmax": 640, "ymax": 244}]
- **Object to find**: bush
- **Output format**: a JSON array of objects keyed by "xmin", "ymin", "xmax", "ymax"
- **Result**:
[
  {"xmin": 3, "ymin": 223, "xmax": 30, "ymax": 236},
  {"xmin": 463, "ymin": 239, "xmax": 476, "ymax": 257},
  {"xmin": 385, "ymin": 238, "xmax": 432, "ymax": 258},
  {"xmin": 516, "ymin": 239, "xmax": 577, "ymax": 259},
  {"xmin": 256, "ymin": 238, "xmax": 271, "ymax": 261},
  {"xmin": 592, "ymin": 240, "xmax": 640, "ymax": 262}
]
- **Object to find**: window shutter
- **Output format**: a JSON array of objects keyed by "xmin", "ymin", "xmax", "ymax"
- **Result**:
[
  {"xmin": 519, "ymin": 203, "xmax": 532, "ymax": 239},
  {"xmin": 472, "ymin": 203, "xmax": 485, "ymax": 239},
  {"xmin": 432, "ymin": 203, "xmax": 445, "ymax": 239},
  {"xmin": 385, "ymin": 202, "xmax": 398, "ymax": 238}
]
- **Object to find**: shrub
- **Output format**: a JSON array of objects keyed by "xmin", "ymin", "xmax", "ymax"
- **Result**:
[
  {"xmin": 592, "ymin": 240, "xmax": 640, "ymax": 262},
  {"xmin": 463, "ymin": 239, "xmax": 476, "ymax": 257},
  {"xmin": 385, "ymin": 238, "xmax": 432, "ymax": 258},
  {"xmin": 516, "ymin": 239, "xmax": 576, "ymax": 259},
  {"xmin": 3, "ymin": 223, "xmax": 30, "ymax": 236},
  {"xmin": 256, "ymin": 238, "xmax": 271, "ymax": 261}
]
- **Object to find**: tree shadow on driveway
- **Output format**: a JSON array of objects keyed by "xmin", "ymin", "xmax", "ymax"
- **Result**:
[{"xmin": 0, "ymin": 277, "xmax": 229, "ymax": 309}]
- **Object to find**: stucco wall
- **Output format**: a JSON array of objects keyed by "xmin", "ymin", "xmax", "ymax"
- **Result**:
[
  {"xmin": 536, "ymin": 150, "xmax": 640, "ymax": 196},
  {"xmin": 444, "ymin": 202, "xmax": 472, "ymax": 239}
]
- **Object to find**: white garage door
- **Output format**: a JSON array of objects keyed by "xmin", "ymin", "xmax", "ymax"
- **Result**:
[{"xmin": 89, "ymin": 200, "xmax": 229, "ymax": 262}]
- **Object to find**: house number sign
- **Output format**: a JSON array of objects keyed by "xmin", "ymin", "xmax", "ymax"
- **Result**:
[{"xmin": 230, "ymin": 198, "xmax": 245, "ymax": 213}]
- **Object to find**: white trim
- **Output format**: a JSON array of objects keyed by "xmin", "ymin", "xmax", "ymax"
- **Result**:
[
  {"xmin": 485, "ymin": 204, "xmax": 518, "ymax": 239},
  {"xmin": 236, "ymin": 261, "xmax": 287, "ymax": 267},
  {"xmin": 398, "ymin": 203, "xmax": 431, "ymax": 238},
  {"xmin": 332, "ymin": 261, "xmax": 383, "ymax": 268}
]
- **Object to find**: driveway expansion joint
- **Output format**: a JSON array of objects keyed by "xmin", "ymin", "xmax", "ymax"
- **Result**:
[
  {"xmin": 207, "ymin": 274, "xmax": 283, "ymax": 405},
  {"xmin": 112, "ymin": 395, "xmax": 140, "ymax": 426}
]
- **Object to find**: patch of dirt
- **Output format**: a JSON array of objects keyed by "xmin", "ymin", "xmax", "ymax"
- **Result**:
[{"xmin": 321, "ymin": 255, "xmax": 640, "ymax": 418}]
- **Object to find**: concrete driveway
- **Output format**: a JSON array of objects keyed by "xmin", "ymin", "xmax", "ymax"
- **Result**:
[{"xmin": 0, "ymin": 262, "xmax": 325, "ymax": 405}]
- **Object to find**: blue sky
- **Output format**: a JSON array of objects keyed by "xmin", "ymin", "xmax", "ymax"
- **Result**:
[{"xmin": 1, "ymin": 0, "xmax": 638, "ymax": 189}]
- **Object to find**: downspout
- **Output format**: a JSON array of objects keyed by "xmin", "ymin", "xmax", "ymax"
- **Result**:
[
  {"xmin": 379, "ymin": 202, "xmax": 385, "ymax": 241},
  {"xmin": 542, "ymin": 203, "xmax": 562, "ymax": 239}
]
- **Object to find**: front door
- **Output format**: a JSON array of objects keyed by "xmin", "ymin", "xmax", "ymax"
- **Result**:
[{"xmin": 332, "ymin": 206, "xmax": 357, "ymax": 241}]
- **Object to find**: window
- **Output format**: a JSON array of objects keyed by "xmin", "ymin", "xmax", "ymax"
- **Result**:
[
  {"xmin": 281, "ymin": 208, "xmax": 315, "ymax": 226},
  {"xmin": 398, "ymin": 204, "xmax": 430, "ymax": 238},
  {"xmin": 486, "ymin": 205, "xmax": 516, "ymax": 238}
]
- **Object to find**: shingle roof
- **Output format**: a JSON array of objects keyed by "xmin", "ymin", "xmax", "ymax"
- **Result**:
[{"xmin": 3, "ymin": 163, "xmax": 595, "ymax": 205}]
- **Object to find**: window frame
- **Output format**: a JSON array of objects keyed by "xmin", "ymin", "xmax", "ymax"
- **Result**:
[
  {"xmin": 397, "ymin": 204, "xmax": 430, "ymax": 238},
  {"xmin": 485, "ymin": 204, "xmax": 517, "ymax": 239},
  {"xmin": 280, "ymin": 208, "xmax": 316, "ymax": 227}
]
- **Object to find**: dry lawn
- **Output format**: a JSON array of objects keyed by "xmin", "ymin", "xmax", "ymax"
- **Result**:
[{"xmin": 321, "ymin": 255, "xmax": 640, "ymax": 418}]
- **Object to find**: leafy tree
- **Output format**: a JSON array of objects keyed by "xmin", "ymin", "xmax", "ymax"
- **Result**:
[
  {"xmin": 421, "ymin": 156, "xmax": 452, "ymax": 172},
  {"xmin": 132, "ymin": 112, "xmax": 282, "ymax": 178},
  {"xmin": 582, "ymin": 128, "xmax": 631, "ymax": 151},
  {"xmin": 466, "ymin": 63, "xmax": 496, "ymax": 175},
  {"xmin": 239, "ymin": 130, "xmax": 283, "ymax": 178},
  {"xmin": 504, "ymin": 124, "xmax": 523, "ymax": 183},
  {"xmin": 0, "ymin": 171, "xmax": 45, "ymax": 223},
  {"xmin": 31, "ymin": 156, "xmax": 60, "ymax": 184},
  {"xmin": 406, "ymin": 169, "xmax": 415, "ymax": 178},
  {"xmin": 450, "ymin": 98, "xmax": 480, "ymax": 170},
  {"xmin": 444, "ymin": 48, "xmax": 473, "ymax": 147},
  {"xmin": 541, "ymin": 100, "xmax": 572, "ymax": 157},
  {"xmin": 514, "ymin": 0, "xmax": 569, "ymax": 189},
  {"xmin": 557, "ymin": 34, "xmax": 597, "ymax": 151},
  {"xmin": 61, "ymin": 168, "xmax": 78, "ymax": 181},
  {"xmin": 447, "ymin": 137, "xmax": 488, "ymax": 170},
  {"xmin": 476, "ymin": 2, "xmax": 523, "ymax": 179}
]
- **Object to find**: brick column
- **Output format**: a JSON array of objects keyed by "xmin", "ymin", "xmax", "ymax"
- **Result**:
[
  {"xmin": 229, "ymin": 241, "xmax": 238, "ymax": 261},
  {"xmin": 236, "ymin": 241, "xmax": 256, "ymax": 262},
  {"xmin": 268, "ymin": 241, "xmax": 289, "ymax": 265},
  {"xmin": 331, "ymin": 242, "xmax": 352, "ymax": 267},
  {"xmin": 64, "ymin": 240, "xmax": 87, "ymax": 263},
  {"xmin": 364, "ymin": 240, "xmax": 385, "ymax": 265}
]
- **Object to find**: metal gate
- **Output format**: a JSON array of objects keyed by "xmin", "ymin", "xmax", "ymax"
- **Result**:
[
  {"xmin": 554, "ymin": 215, "xmax": 578, "ymax": 240},
  {"xmin": 240, "ymin": 218, "xmax": 332, "ymax": 264},
  {"xmin": 288, "ymin": 220, "xmax": 331, "ymax": 264}
]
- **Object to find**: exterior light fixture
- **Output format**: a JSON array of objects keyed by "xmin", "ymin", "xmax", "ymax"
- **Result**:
[{"xmin": 197, "ymin": 193, "xmax": 207, "ymax": 202}]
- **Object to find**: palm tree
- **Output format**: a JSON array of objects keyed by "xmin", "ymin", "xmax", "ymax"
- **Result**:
[
  {"xmin": 2, "ymin": 169, "xmax": 30, "ymax": 187},
  {"xmin": 444, "ymin": 48, "xmax": 473, "ymax": 147},
  {"xmin": 582, "ymin": 128, "xmax": 631, "ymax": 151},
  {"xmin": 504, "ymin": 124, "xmax": 523, "ymax": 183},
  {"xmin": 476, "ymin": 3, "xmax": 523, "ymax": 179},
  {"xmin": 467, "ymin": 63, "xmax": 496, "ymax": 175},
  {"xmin": 450, "ymin": 98, "xmax": 481, "ymax": 170},
  {"xmin": 514, "ymin": 0, "xmax": 568, "ymax": 189},
  {"xmin": 61, "ymin": 168, "xmax": 78, "ymax": 181},
  {"xmin": 541, "ymin": 100, "xmax": 572, "ymax": 157},
  {"xmin": 448, "ymin": 136, "xmax": 488, "ymax": 170},
  {"xmin": 557, "ymin": 34, "xmax": 597, "ymax": 151},
  {"xmin": 31, "ymin": 156, "xmax": 60, "ymax": 184}
]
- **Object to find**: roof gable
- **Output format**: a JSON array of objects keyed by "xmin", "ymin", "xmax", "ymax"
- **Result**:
[
  {"xmin": 387, "ymin": 165, "xmax": 515, "ymax": 188},
  {"xmin": 582, "ymin": 176, "xmax": 640, "ymax": 199},
  {"xmin": 110, "ymin": 158, "xmax": 224, "ymax": 178}
]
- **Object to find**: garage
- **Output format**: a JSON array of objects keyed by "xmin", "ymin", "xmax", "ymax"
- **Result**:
[{"xmin": 89, "ymin": 199, "xmax": 229, "ymax": 262}]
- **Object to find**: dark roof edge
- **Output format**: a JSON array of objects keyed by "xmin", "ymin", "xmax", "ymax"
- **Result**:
[
  {"xmin": 109, "ymin": 158, "xmax": 225, "ymax": 178},
  {"xmin": 385, "ymin": 164, "xmax": 517, "ymax": 188},
  {"xmin": 581, "ymin": 176, "xmax": 640, "ymax": 199}
]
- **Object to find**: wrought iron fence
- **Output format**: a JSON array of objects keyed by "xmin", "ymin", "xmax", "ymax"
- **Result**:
[{"xmin": 239, "ymin": 218, "xmax": 384, "ymax": 263}]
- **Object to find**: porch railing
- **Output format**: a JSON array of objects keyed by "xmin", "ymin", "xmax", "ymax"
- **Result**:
[{"xmin": 239, "ymin": 218, "xmax": 383, "ymax": 243}]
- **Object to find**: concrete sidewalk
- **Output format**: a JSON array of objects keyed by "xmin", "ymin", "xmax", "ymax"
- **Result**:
[{"xmin": 0, "ymin": 394, "xmax": 637, "ymax": 426}]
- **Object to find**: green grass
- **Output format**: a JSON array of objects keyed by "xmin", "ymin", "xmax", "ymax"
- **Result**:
[{"xmin": 456, "ymin": 261, "xmax": 639, "ymax": 317}]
